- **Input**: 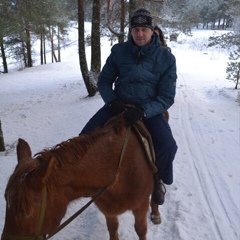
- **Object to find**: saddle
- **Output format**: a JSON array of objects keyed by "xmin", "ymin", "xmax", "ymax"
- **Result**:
[
  {"xmin": 132, "ymin": 111, "xmax": 169, "ymax": 173},
  {"xmin": 105, "ymin": 111, "xmax": 169, "ymax": 173},
  {"xmin": 132, "ymin": 121, "xmax": 158, "ymax": 173}
]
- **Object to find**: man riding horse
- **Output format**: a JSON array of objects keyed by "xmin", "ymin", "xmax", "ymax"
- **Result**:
[{"xmin": 80, "ymin": 8, "xmax": 178, "ymax": 206}]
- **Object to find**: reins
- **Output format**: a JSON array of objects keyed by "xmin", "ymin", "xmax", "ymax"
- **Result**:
[{"xmin": 2, "ymin": 126, "xmax": 131, "ymax": 240}]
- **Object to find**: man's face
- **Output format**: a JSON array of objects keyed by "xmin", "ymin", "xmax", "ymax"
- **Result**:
[{"xmin": 131, "ymin": 27, "xmax": 153, "ymax": 46}]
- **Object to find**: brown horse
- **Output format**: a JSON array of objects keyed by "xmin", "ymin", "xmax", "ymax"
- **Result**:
[{"xmin": 1, "ymin": 115, "xmax": 160, "ymax": 240}]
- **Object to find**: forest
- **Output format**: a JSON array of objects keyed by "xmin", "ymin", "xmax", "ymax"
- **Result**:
[{"xmin": 0, "ymin": 0, "xmax": 240, "ymax": 94}]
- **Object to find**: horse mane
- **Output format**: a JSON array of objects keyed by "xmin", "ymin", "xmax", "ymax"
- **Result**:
[
  {"xmin": 6, "ymin": 116, "xmax": 127, "ymax": 217},
  {"xmin": 34, "ymin": 116, "xmax": 126, "ymax": 165}
]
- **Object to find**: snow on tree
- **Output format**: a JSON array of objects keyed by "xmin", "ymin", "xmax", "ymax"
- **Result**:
[{"xmin": 208, "ymin": 31, "xmax": 240, "ymax": 89}]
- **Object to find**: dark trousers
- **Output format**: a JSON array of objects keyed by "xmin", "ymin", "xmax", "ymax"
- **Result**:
[{"xmin": 80, "ymin": 105, "xmax": 177, "ymax": 185}]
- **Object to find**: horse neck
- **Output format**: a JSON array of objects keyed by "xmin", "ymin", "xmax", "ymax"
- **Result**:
[{"xmin": 49, "ymin": 130, "xmax": 127, "ymax": 202}]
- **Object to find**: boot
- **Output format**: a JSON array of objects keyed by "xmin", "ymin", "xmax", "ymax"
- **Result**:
[{"xmin": 152, "ymin": 173, "xmax": 166, "ymax": 205}]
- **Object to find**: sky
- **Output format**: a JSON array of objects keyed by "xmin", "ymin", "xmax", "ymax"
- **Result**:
[{"xmin": 0, "ymin": 25, "xmax": 239, "ymax": 240}]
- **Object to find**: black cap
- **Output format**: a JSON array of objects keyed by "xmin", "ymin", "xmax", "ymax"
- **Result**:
[{"xmin": 131, "ymin": 9, "xmax": 153, "ymax": 30}]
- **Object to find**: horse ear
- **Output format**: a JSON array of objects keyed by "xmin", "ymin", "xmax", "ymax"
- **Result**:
[{"xmin": 17, "ymin": 138, "xmax": 32, "ymax": 164}]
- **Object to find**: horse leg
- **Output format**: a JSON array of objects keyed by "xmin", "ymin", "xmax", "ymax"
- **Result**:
[
  {"xmin": 150, "ymin": 197, "xmax": 161, "ymax": 224},
  {"xmin": 132, "ymin": 200, "xmax": 149, "ymax": 240},
  {"xmin": 105, "ymin": 216, "xmax": 119, "ymax": 240}
]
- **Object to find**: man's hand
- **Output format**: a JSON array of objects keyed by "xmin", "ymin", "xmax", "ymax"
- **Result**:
[
  {"xmin": 123, "ymin": 108, "xmax": 145, "ymax": 125},
  {"xmin": 109, "ymin": 99, "xmax": 127, "ymax": 115}
]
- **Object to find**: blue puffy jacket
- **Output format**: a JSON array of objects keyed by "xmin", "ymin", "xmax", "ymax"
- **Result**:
[{"xmin": 97, "ymin": 33, "xmax": 177, "ymax": 118}]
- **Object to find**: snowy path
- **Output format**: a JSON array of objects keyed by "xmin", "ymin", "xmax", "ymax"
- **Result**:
[
  {"xmin": 168, "ymin": 50, "xmax": 240, "ymax": 240},
  {"xmin": 0, "ymin": 47, "xmax": 239, "ymax": 239}
]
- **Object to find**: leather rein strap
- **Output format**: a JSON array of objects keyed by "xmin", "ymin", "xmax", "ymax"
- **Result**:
[{"xmin": 2, "ymin": 126, "xmax": 131, "ymax": 240}]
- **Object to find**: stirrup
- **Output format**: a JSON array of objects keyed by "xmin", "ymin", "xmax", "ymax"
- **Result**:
[{"xmin": 152, "ymin": 179, "xmax": 166, "ymax": 205}]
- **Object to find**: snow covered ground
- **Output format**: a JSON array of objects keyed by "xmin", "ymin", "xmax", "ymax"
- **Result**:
[{"xmin": 0, "ymin": 26, "xmax": 239, "ymax": 240}]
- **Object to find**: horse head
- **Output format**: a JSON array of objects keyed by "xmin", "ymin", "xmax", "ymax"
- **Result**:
[{"xmin": 1, "ymin": 139, "xmax": 63, "ymax": 240}]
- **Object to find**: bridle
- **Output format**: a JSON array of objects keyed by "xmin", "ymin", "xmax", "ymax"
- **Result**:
[
  {"xmin": 1, "ymin": 186, "xmax": 48, "ymax": 240},
  {"xmin": 1, "ymin": 126, "xmax": 131, "ymax": 240}
]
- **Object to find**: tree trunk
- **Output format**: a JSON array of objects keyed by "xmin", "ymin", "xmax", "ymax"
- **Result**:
[
  {"xmin": 57, "ymin": 24, "xmax": 61, "ymax": 62},
  {"xmin": 119, "ymin": 0, "xmax": 125, "ymax": 43},
  {"xmin": 21, "ymin": 40, "xmax": 27, "ymax": 68},
  {"xmin": 217, "ymin": 18, "xmax": 221, "ymax": 29},
  {"xmin": 78, "ymin": 0, "xmax": 97, "ymax": 97},
  {"xmin": 49, "ymin": 26, "xmax": 58, "ymax": 63},
  {"xmin": 0, "ymin": 120, "xmax": 6, "ymax": 152},
  {"xmin": 25, "ymin": 28, "xmax": 32, "ymax": 67},
  {"xmin": 235, "ymin": 63, "xmax": 240, "ymax": 89},
  {"xmin": 91, "ymin": 0, "xmax": 101, "ymax": 77},
  {"xmin": 40, "ymin": 32, "xmax": 44, "ymax": 65},
  {"xmin": 128, "ymin": 0, "xmax": 137, "ymax": 37},
  {"xmin": 40, "ymin": 24, "xmax": 46, "ymax": 65},
  {"xmin": 222, "ymin": 18, "xmax": 226, "ymax": 29},
  {"xmin": 0, "ymin": 40, "xmax": 8, "ymax": 73},
  {"xmin": 43, "ymin": 34, "xmax": 46, "ymax": 64}
]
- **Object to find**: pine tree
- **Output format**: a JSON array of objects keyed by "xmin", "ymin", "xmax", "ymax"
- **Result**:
[
  {"xmin": 208, "ymin": 31, "xmax": 240, "ymax": 89},
  {"xmin": 226, "ymin": 47, "xmax": 240, "ymax": 89}
]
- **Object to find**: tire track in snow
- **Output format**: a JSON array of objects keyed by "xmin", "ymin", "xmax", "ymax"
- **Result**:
[
  {"xmin": 178, "ymin": 88, "xmax": 223, "ymax": 240},
  {"xmin": 177, "ymin": 77, "xmax": 239, "ymax": 240},
  {"xmin": 186, "ymin": 103, "xmax": 239, "ymax": 240}
]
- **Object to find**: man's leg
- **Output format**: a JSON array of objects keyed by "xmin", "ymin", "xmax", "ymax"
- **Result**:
[
  {"xmin": 144, "ymin": 114, "xmax": 177, "ymax": 204},
  {"xmin": 80, "ymin": 105, "xmax": 113, "ymax": 135}
]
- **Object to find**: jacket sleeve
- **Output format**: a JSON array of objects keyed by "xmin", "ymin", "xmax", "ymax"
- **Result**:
[
  {"xmin": 97, "ymin": 45, "xmax": 119, "ymax": 105},
  {"xmin": 142, "ymin": 52, "xmax": 177, "ymax": 118}
]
